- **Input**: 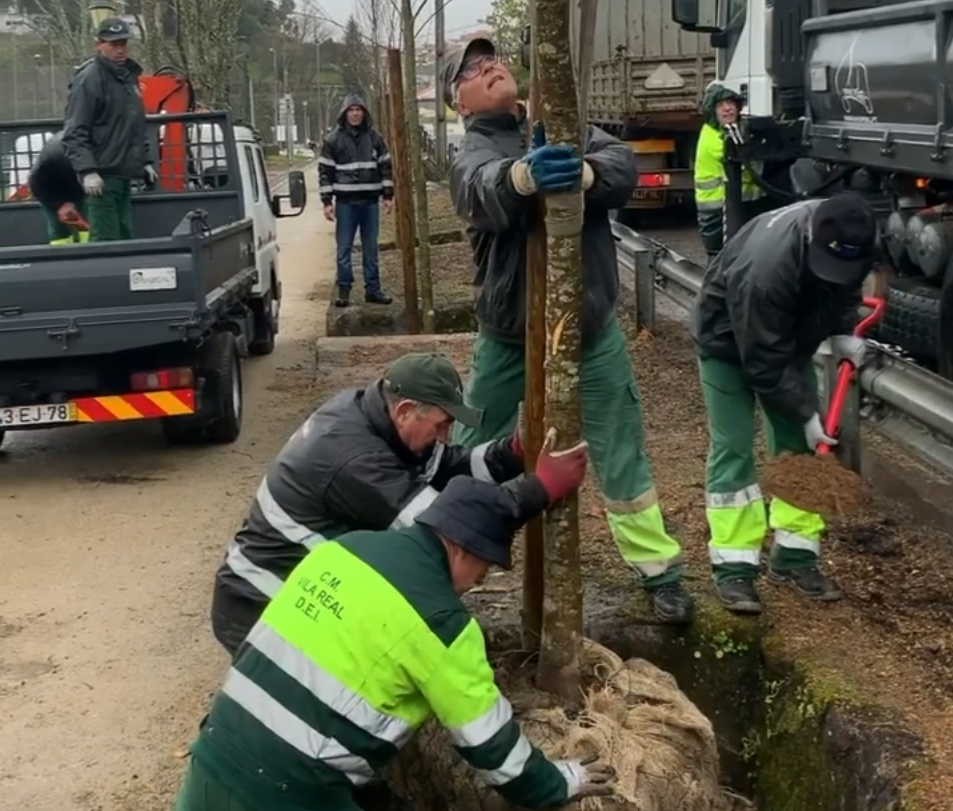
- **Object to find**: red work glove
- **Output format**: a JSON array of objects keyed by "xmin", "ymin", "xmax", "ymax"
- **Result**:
[
  {"xmin": 534, "ymin": 430, "xmax": 588, "ymax": 504},
  {"xmin": 58, "ymin": 202, "xmax": 90, "ymax": 230}
]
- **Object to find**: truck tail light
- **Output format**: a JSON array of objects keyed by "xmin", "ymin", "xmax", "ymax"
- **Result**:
[
  {"xmin": 130, "ymin": 367, "xmax": 195, "ymax": 392},
  {"xmin": 638, "ymin": 173, "xmax": 672, "ymax": 188}
]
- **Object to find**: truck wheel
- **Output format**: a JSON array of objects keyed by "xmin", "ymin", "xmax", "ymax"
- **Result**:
[
  {"xmin": 204, "ymin": 331, "xmax": 243, "ymax": 443},
  {"xmin": 161, "ymin": 332, "xmax": 242, "ymax": 445},
  {"xmin": 877, "ymin": 277, "xmax": 941, "ymax": 362},
  {"xmin": 249, "ymin": 291, "xmax": 277, "ymax": 356}
]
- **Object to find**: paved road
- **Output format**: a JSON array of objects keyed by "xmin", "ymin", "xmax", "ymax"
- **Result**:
[{"xmin": 0, "ymin": 172, "xmax": 334, "ymax": 810}]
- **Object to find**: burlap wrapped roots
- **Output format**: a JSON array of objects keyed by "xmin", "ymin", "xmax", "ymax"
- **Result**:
[{"xmin": 391, "ymin": 640, "xmax": 742, "ymax": 811}]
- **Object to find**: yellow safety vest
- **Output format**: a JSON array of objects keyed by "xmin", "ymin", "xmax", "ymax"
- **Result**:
[{"xmin": 694, "ymin": 123, "xmax": 762, "ymax": 210}]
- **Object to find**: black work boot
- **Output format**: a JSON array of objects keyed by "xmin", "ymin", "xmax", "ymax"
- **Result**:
[
  {"xmin": 714, "ymin": 576, "xmax": 763, "ymax": 614},
  {"xmin": 365, "ymin": 289, "xmax": 393, "ymax": 305},
  {"xmin": 648, "ymin": 581, "xmax": 695, "ymax": 624},
  {"xmin": 334, "ymin": 286, "xmax": 350, "ymax": 308},
  {"xmin": 768, "ymin": 565, "xmax": 843, "ymax": 601}
]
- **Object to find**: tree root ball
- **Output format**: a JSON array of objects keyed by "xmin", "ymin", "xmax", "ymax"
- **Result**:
[{"xmin": 389, "ymin": 640, "xmax": 747, "ymax": 811}]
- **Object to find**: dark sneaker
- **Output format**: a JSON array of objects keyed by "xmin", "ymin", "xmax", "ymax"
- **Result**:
[
  {"xmin": 714, "ymin": 577, "xmax": 763, "ymax": 614},
  {"xmin": 768, "ymin": 566, "xmax": 843, "ymax": 601},
  {"xmin": 649, "ymin": 581, "xmax": 695, "ymax": 624},
  {"xmin": 334, "ymin": 286, "xmax": 350, "ymax": 308},
  {"xmin": 365, "ymin": 289, "xmax": 393, "ymax": 305}
]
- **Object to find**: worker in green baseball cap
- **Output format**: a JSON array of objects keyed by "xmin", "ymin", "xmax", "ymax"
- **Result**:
[{"xmin": 210, "ymin": 351, "xmax": 588, "ymax": 656}]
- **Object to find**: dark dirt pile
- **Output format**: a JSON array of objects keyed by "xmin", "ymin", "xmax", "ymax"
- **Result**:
[
  {"xmin": 762, "ymin": 452, "xmax": 871, "ymax": 517},
  {"xmin": 391, "ymin": 641, "xmax": 743, "ymax": 811}
]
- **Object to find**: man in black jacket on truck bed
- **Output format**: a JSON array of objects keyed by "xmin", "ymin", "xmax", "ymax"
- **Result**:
[
  {"xmin": 61, "ymin": 17, "xmax": 156, "ymax": 242},
  {"xmin": 28, "ymin": 134, "xmax": 90, "ymax": 245},
  {"xmin": 211, "ymin": 351, "xmax": 588, "ymax": 655},
  {"xmin": 319, "ymin": 94, "xmax": 394, "ymax": 307}
]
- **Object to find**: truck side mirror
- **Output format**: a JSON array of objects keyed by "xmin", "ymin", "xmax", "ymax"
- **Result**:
[
  {"xmin": 271, "ymin": 171, "xmax": 307, "ymax": 218},
  {"xmin": 288, "ymin": 171, "xmax": 306, "ymax": 209},
  {"xmin": 672, "ymin": 0, "xmax": 721, "ymax": 32},
  {"xmin": 520, "ymin": 25, "xmax": 531, "ymax": 70}
]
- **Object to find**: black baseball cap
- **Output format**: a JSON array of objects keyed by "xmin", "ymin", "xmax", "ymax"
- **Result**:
[
  {"xmin": 417, "ymin": 477, "xmax": 526, "ymax": 568},
  {"xmin": 97, "ymin": 17, "xmax": 131, "ymax": 42},
  {"xmin": 441, "ymin": 37, "xmax": 496, "ymax": 110},
  {"xmin": 383, "ymin": 352, "xmax": 483, "ymax": 427},
  {"xmin": 808, "ymin": 193, "xmax": 877, "ymax": 285}
]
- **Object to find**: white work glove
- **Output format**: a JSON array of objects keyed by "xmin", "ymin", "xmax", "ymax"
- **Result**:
[
  {"xmin": 554, "ymin": 755, "xmax": 615, "ymax": 799},
  {"xmin": 829, "ymin": 334, "xmax": 868, "ymax": 369},
  {"xmin": 82, "ymin": 172, "xmax": 104, "ymax": 197},
  {"xmin": 144, "ymin": 163, "xmax": 158, "ymax": 185},
  {"xmin": 804, "ymin": 412, "xmax": 837, "ymax": 449}
]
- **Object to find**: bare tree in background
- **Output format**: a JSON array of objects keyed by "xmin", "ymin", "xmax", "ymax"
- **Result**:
[
  {"xmin": 168, "ymin": 0, "xmax": 243, "ymax": 106},
  {"xmin": 357, "ymin": 0, "xmax": 399, "ymax": 125}
]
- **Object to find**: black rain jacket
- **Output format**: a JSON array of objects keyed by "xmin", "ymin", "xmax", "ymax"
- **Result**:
[
  {"xmin": 29, "ymin": 135, "xmax": 84, "ymax": 210},
  {"xmin": 211, "ymin": 381, "xmax": 537, "ymax": 654},
  {"xmin": 62, "ymin": 55, "xmax": 149, "ymax": 179},
  {"xmin": 693, "ymin": 200, "xmax": 861, "ymax": 423},
  {"xmin": 450, "ymin": 112, "xmax": 636, "ymax": 345},
  {"xmin": 318, "ymin": 94, "xmax": 393, "ymax": 206}
]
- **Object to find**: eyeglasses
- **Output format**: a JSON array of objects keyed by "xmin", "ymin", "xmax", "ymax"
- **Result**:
[{"xmin": 456, "ymin": 54, "xmax": 499, "ymax": 84}]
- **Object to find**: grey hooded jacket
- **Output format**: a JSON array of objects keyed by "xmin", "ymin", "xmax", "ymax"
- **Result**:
[
  {"xmin": 450, "ymin": 111, "xmax": 636, "ymax": 345},
  {"xmin": 692, "ymin": 200, "xmax": 861, "ymax": 423},
  {"xmin": 318, "ymin": 94, "xmax": 393, "ymax": 206}
]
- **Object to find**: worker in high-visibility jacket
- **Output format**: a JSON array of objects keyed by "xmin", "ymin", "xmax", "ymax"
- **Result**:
[
  {"xmin": 174, "ymin": 467, "xmax": 618, "ymax": 811},
  {"xmin": 694, "ymin": 83, "xmax": 762, "ymax": 259},
  {"xmin": 693, "ymin": 194, "xmax": 876, "ymax": 614}
]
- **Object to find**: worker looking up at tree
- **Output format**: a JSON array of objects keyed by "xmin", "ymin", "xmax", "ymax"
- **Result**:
[
  {"xmin": 693, "ymin": 193, "xmax": 877, "ymax": 613},
  {"xmin": 177, "ymin": 476, "xmax": 613, "ymax": 811},
  {"xmin": 693, "ymin": 83, "xmax": 763, "ymax": 260},
  {"xmin": 211, "ymin": 351, "xmax": 589, "ymax": 655},
  {"xmin": 62, "ymin": 17, "xmax": 156, "ymax": 242},
  {"xmin": 442, "ymin": 37, "xmax": 695, "ymax": 625}
]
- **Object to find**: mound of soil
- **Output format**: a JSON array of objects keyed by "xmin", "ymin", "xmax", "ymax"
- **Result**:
[{"xmin": 762, "ymin": 452, "xmax": 871, "ymax": 517}]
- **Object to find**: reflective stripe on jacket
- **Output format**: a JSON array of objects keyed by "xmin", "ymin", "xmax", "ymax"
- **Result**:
[
  {"xmin": 193, "ymin": 526, "xmax": 573, "ymax": 810},
  {"xmin": 694, "ymin": 123, "xmax": 762, "ymax": 210}
]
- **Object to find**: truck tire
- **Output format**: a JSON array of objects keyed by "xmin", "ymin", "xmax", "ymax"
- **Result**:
[
  {"xmin": 162, "ymin": 332, "xmax": 242, "ymax": 445},
  {"xmin": 249, "ymin": 291, "xmax": 277, "ymax": 356},
  {"xmin": 204, "ymin": 331, "xmax": 243, "ymax": 443},
  {"xmin": 877, "ymin": 277, "xmax": 941, "ymax": 361}
]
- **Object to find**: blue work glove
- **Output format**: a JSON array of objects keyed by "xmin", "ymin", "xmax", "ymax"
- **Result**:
[{"xmin": 510, "ymin": 120, "xmax": 583, "ymax": 195}]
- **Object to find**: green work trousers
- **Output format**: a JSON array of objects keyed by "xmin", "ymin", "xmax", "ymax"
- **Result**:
[
  {"xmin": 87, "ymin": 175, "xmax": 133, "ymax": 241},
  {"xmin": 173, "ymin": 758, "xmax": 362, "ymax": 811},
  {"xmin": 454, "ymin": 318, "xmax": 682, "ymax": 585},
  {"xmin": 699, "ymin": 357, "xmax": 826, "ymax": 582}
]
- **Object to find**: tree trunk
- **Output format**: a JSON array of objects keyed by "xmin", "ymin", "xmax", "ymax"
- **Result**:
[
  {"xmin": 400, "ymin": 0, "xmax": 435, "ymax": 333},
  {"xmin": 521, "ymin": 0, "xmax": 546, "ymax": 651},
  {"xmin": 534, "ymin": 0, "xmax": 586, "ymax": 703},
  {"xmin": 387, "ymin": 49, "xmax": 421, "ymax": 333}
]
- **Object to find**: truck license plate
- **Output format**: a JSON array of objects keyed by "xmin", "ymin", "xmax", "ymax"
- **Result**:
[
  {"xmin": 0, "ymin": 402, "xmax": 77, "ymax": 427},
  {"xmin": 634, "ymin": 190, "xmax": 665, "ymax": 202}
]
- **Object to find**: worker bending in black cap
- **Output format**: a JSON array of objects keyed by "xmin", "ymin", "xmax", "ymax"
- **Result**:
[
  {"xmin": 174, "ymin": 473, "xmax": 616, "ymax": 811},
  {"xmin": 693, "ymin": 193, "xmax": 878, "ymax": 614}
]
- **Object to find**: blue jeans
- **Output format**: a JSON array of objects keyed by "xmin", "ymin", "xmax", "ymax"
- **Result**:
[{"xmin": 335, "ymin": 201, "xmax": 381, "ymax": 294}]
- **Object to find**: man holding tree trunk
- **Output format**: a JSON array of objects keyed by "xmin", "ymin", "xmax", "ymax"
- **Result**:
[{"xmin": 443, "ymin": 38, "xmax": 694, "ymax": 624}]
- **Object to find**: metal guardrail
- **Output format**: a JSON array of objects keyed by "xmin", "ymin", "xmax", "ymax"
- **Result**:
[{"xmin": 612, "ymin": 221, "xmax": 953, "ymax": 471}]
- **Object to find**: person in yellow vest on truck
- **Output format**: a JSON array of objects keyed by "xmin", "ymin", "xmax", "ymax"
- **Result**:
[{"xmin": 694, "ymin": 83, "xmax": 762, "ymax": 260}]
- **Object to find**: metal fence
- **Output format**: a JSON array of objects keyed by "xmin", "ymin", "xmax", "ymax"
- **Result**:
[{"xmin": 612, "ymin": 221, "xmax": 953, "ymax": 474}]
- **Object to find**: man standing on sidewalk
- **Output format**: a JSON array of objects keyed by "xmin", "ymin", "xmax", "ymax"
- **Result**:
[
  {"xmin": 443, "ymin": 38, "xmax": 695, "ymax": 624},
  {"xmin": 319, "ymin": 94, "xmax": 394, "ymax": 307},
  {"xmin": 62, "ymin": 17, "xmax": 156, "ymax": 242}
]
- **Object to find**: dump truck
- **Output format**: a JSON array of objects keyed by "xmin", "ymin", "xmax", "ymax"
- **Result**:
[
  {"xmin": 673, "ymin": 0, "xmax": 953, "ymax": 380},
  {"xmin": 586, "ymin": 0, "xmax": 715, "ymax": 211}
]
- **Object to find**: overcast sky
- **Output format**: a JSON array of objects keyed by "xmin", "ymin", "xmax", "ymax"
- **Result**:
[{"xmin": 313, "ymin": 0, "xmax": 494, "ymax": 41}]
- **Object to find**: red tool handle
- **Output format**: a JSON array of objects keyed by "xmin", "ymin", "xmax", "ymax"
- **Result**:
[{"xmin": 817, "ymin": 296, "xmax": 887, "ymax": 455}]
